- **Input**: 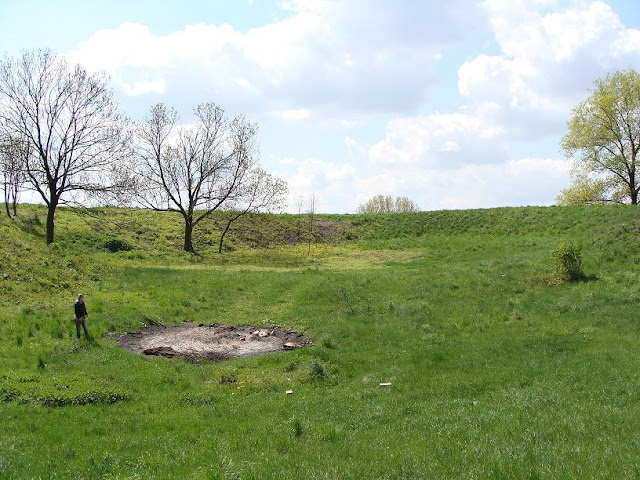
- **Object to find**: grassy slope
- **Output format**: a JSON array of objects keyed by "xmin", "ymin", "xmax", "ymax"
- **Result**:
[{"xmin": 1, "ymin": 204, "xmax": 639, "ymax": 478}]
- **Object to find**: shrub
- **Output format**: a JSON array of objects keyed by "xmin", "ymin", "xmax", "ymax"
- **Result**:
[
  {"xmin": 219, "ymin": 372, "xmax": 238, "ymax": 384},
  {"xmin": 0, "ymin": 384, "xmax": 18, "ymax": 402},
  {"xmin": 309, "ymin": 362, "xmax": 325, "ymax": 379},
  {"xmin": 284, "ymin": 361, "xmax": 299, "ymax": 372},
  {"xmin": 0, "ymin": 375, "xmax": 129, "ymax": 407},
  {"xmin": 103, "ymin": 238, "xmax": 132, "ymax": 253},
  {"xmin": 551, "ymin": 242, "xmax": 583, "ymax": 282},
  {"xmin": 321, "ymin": 336, "xmax": 334, "ymax": 349},
  {"xmin": 290, "ymin": 417, "xmax": 303, "ymax": 438}
]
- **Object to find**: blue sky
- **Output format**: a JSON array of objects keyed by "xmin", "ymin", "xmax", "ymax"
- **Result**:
[{"xmin": 2, "ymin": 0, "xmax": 640, "ymax": 212}]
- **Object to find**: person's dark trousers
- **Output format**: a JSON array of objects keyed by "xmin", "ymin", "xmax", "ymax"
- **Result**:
[{"xmin": 76, "ymin": 317, "xmax": 88, "ymax": 338}]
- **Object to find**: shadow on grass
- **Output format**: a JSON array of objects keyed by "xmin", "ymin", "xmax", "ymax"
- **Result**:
[
  {"xmin": 528, "ymin": 272, "xmax": 599, "ymax": 287},
  {"xmin": 17, "ymin": 213, "xmax": 45, "ymax": 238},
  {"xmin": 575, "ymin": 273, "xmax": 599, "ymax": 283}
]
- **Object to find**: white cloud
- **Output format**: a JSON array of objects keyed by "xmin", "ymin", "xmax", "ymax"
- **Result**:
[
  {"xmin": 66, "ymin": 1, "xmax": 482, "ymax": 119},
  {"xmin": 121, "ymin": 78, "xmax": 167, "ymax": 96},
  {"xmin": 276, "ymin": 156, "xmax": 358, "ymax": 212},
  {"xmin": 281, "ymin": 157, "xmax": 355, "ymax": 184},
  {"xmin": 458, "ymin": 0, "xmax": 640, "ymax": 138},
  {"xmin": 440, "ymin": 141, "xmax": 460, "ymax": 152},
  {"xmin": 276, "ymin": 144, "xmax": 571, "ymax": 212},
  {"xmin": 612, "ymin": 28, "xmax": 640, "ymax": 55},
  {"xmin": 367, "ymin": 111, "xmax": 507, "ymax": 166},
  {"xmin": 344, "ymin": 136, "xmax": 367, "ymax": 158},
  {"xmin": 58, "ymin": 0, "xmax": 639, "ymax": 213},
  {"xmin": 350, "ymin": 156, "xmax": 571, "ymax": 211},
  {"xmin": 432, "ymin": 157, "xmax": 571, "ymax": 209}
]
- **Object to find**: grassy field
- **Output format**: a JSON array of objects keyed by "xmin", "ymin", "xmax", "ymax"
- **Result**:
[{"xmin": 1, "ymin": 204, "xmax": 639, "ymax": 478}]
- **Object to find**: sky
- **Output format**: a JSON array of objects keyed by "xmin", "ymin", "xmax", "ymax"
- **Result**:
[{"xmin": 1, "ymin": 0, "xmax": 640, "ymax": 213}]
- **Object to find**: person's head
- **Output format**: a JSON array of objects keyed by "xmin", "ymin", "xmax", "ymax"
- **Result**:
[{"xmin": 77, "ymin": 294, "xmax": 85, "ymax": 302}]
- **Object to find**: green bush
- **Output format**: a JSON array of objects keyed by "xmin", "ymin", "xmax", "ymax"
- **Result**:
[
  {"xmin": 103, "ymin": 238, "xmax": 133, "ymax": 253},
  {"xmin": 291, "ymin": 417, "xmax": 304, "ymax": 438},
  {"xmin": 551, "ymin": 242, "xmax": 583, "ymax": 282},
  {"xmin": 219, "ymin": 372, "xmax": 238, "ymax": 384},
  {"xmin": 0, "ymin": 384, "xmax": 18, "ymax": 402},
  {"xmin": 0, "ymin": 375, "xmax": 129, "ymax": 407},
  {"xmin": 309, "ymin": 362, "xmax": 325, "ymax": 379}
]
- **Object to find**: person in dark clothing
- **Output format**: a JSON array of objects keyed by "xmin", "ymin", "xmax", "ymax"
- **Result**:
[{"xmin": 74, "ymin": 294, "xmax": 89, "ymax": 339}]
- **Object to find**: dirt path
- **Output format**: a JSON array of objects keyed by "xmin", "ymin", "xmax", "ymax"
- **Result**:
[{"xmin": 117, "ymin": 324, "xmax": 310, "ymax": 361}]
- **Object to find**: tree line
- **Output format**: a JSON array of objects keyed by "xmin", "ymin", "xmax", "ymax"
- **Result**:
[{"xmin": 0, "ymin": 49, "xmax": 287, "ymax": 253}]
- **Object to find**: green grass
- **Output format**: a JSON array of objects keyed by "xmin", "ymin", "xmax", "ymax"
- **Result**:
[{"xmin": 1, "ymin": 204, "xmax": 639, "ymax": 478}]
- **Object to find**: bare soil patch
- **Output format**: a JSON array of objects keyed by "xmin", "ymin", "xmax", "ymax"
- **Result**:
[{"xmin": 117, "ymin": 324, "xmax": 311, "ymax": 362}]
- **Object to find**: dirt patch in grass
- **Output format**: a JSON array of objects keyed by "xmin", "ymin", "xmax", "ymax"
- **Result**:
[{"xmin": 118, "ymin": 324, "xmax": 311, "ymax": 361}]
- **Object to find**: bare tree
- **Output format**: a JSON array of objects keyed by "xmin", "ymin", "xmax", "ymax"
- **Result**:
[
  {"xmin": 306, "ymin": 193, "xmax": 317, "ymax": 255},
  {"xmin": 0, "ymin": 136, "xmax": 29, "ymax": 218},
  {"xmin": 357, "ymin": 194, "xmax": 420, "ymax": 213},
  {"xmin": 393, "ymin": 196, "xmax": 420, "ymax": 213},
  {"xmin": 358, "ymin": 194, "xmax": 392, "ymax": 213},
  {"xmin": 0, "ymin": 49, "xmax": 131, "ymax": 243},
  {"xmin": 136, "ymin": 102, "xmax": 263, "ymax": 253},
  {"xmin": 296, "ymin": 194, "xmax": 305, "ymax": 242},
  {"xmin": 217, "ymin": 168, "xmax": 288, "ymax": 253}
]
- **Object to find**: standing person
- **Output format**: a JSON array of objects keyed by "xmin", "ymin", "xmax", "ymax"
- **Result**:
[{"xmin": 74, "ymin": 294, "xmax": 89, "ymax": 339}]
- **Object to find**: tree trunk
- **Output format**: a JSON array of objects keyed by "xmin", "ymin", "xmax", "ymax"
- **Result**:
[
  {"xmin": 307, "ymin": 215, "xmax": 314, "ymax": 255},
  {"xmin": 629, "ymin": 164, "xmax": 638, "ymax": 204},
  {"xmin": 11, "ymin": 183, "xmax": 18, "ymax": 216},
  {"xmin": 218, "ymin": 219, "xmax": 234, "ymax": 254},
  {"xmin": 46, "ymin": 199, "xmax": 57, "ymax": 244},
  {"xmin": 3, "ymin": 184, "xmax": 11, "ymax": 218},
  {"xmin": 183, "ymin": 217, "xmax": 195, "ymax": 253}
]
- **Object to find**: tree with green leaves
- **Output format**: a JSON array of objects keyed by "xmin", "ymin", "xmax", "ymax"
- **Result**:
[
  {"xmin": 561, "ymin": 69, "xmax": 640, "ymax": 205},
  {"xmin": 556, "ymin": 172, "xmax": 624, "ymax": 205}
]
